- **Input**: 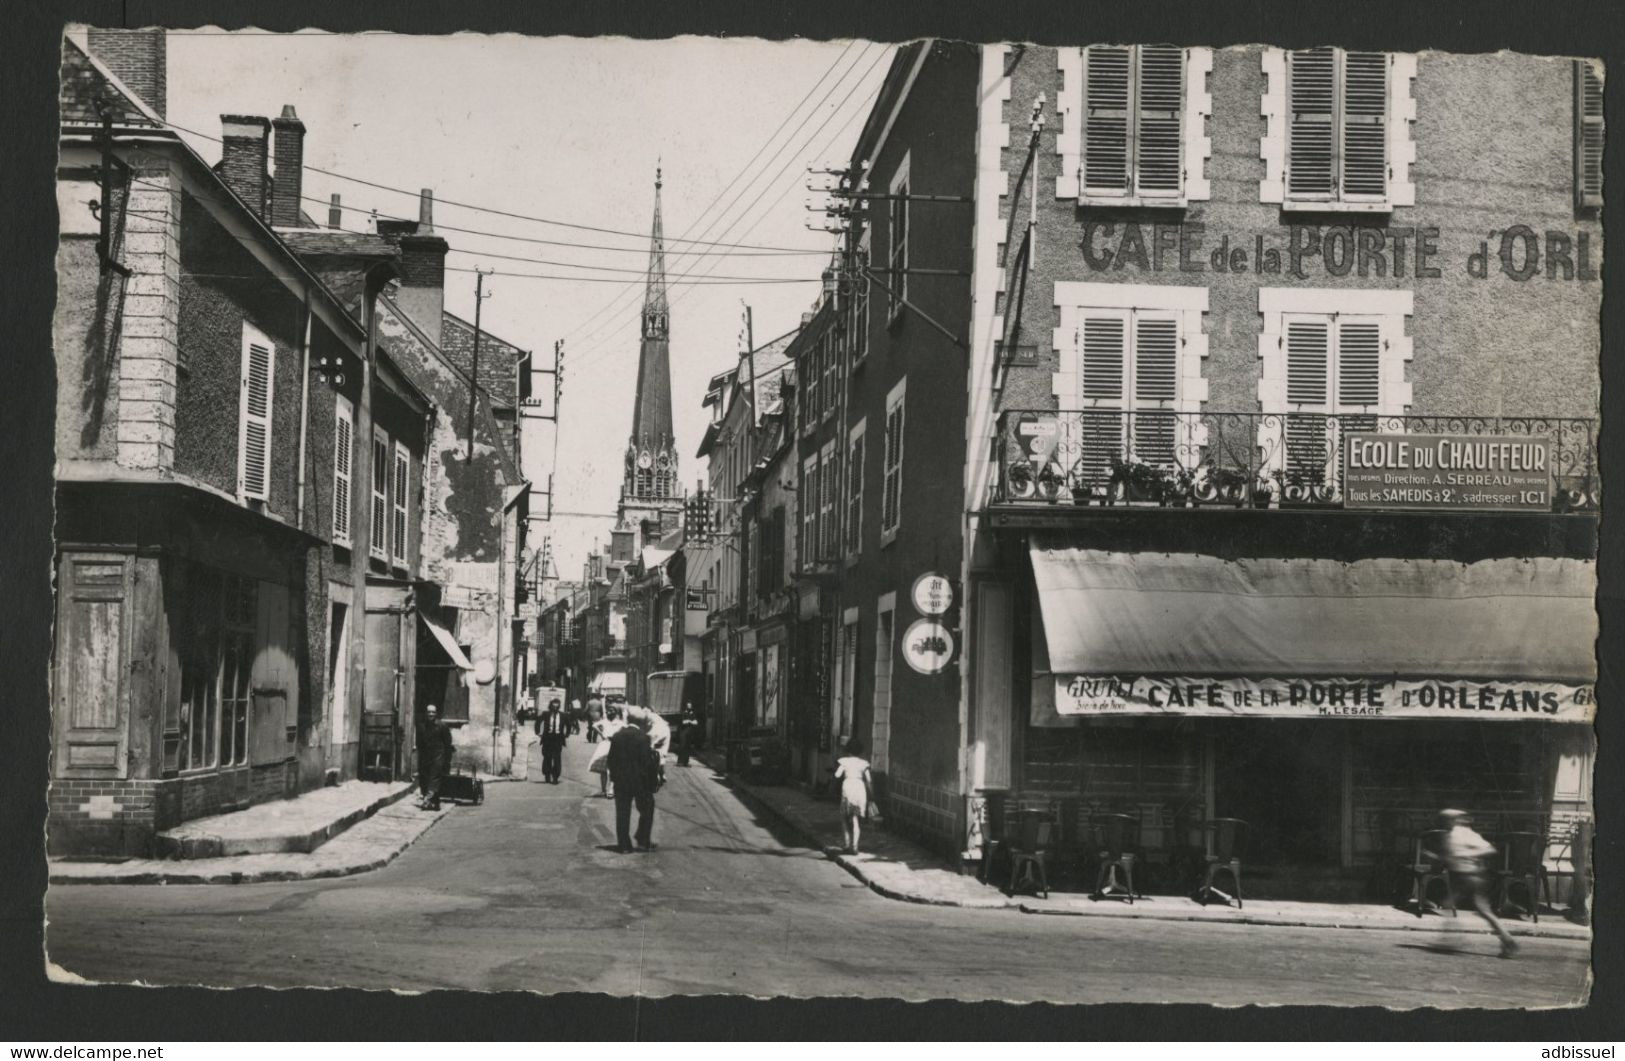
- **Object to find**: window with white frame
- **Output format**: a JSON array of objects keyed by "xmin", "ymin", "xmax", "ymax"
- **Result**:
[
  {"xmin": 1576, "ymin": 60, "xmax": 1604, "ymax": 210},
  {"xmin": 371, "ymin": 429, "xmax": 389, "ymax": 561},
  {"xmin": 391, "ymin": 441, "xmax": 410, "ymax": 567},
  {"xmin": 237, "ymin": 322, "xmax": 275, "ymax": 502},
  {"xmin": 887, "ymin": 155, "xmax": 910, "ymax": 321},
  {"xmin": 819, "ymin": 440, "xmax": 838, "ymax": 561},
  {"xmin": 1058, "ymin": 46, "xmax": 1212, "ymax": 204},
  {"xmin": 332, "ymin": 395, "xmax": 354, "ymax": 547},
  {"xmin": 801, "ymin": 452, "xmax": 820, "ymax": 565},
  {"xmin": 1257, "ymin": 288, "xmax": 1413, "ymax": 485},
  {"xmin": 850, "ymin": 232, "xmax": 871, "ymax": 367},
  {"xmin": 845, "ymin": 419, "xmax": 866, "ymax": 557},
  {"xmin": 1053, "ymin": 282, "xmax": 1209, "ymax": 483},
  {"xmin": 1260, "ymin": 48, "xmax": 1415, "ymax": 210},
  {"xmin": 880, "ymin": 379, "xmax": 905, "ymax": 542}
]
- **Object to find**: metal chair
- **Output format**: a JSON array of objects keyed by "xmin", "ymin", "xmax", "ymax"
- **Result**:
[
  {"xmin": 1087, "ymin": 812, "xmax": 1142, "ymax": 903},
  {"xmin": 1007, "ymin": 815, "xmax": 1054, "ymax": 899},
  {"xmin": 1197, "ymin": 818, "xmax": 1248, "ymax": 908},
  {"xmin": 1495, "ymin": 831, "xmax": 1551, "ymax": 922},
  {"xmin": 976, "ymin": 792, "xmax": 1010, "ymax": 885},
  {"xmin": 1409, "ymin": 828, "xmax": 1457, "ymax": 918}
]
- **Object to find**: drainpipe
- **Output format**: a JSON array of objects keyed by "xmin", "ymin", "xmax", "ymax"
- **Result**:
[{"xmin": 295, "ymin": 287, "xmax": 313, "ymax": 530}]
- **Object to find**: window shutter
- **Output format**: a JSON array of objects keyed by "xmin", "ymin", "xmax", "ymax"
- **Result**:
[
  {"xmin": 1131, "ymin": 315, "xmax": 1178, "ymax": 464},
  {"xmin": 846, "ymin": 433, "xmax": 864, "ymax": 555},
  {"xmin": 1577, "ymin": 60, "xmax": 1604, "ymax": 209},
  {"xmin": 1083, "ymin": 46, "xmax": 1132, "ymax": 195},
  {"xmin": 1335, "ymin": 320, "xmax": 1381, "ymax": 408},
  {"xmin": 332, "ymin": 397, "xmax": 353, "ymax": 545},
  {"xmin": 1287, "ymin": 48, "xmax": 1337, "ymax": 200},
  {"xmin": 821, "ymin": 450, "xmax": 838, "ymax": 558},
  {"xmin": 803, "ymin": 455, "xmax": 819, "ymax": 562},
  {"xmin": 882, "ymin": 397, "xmax": 904, "ymax": 534},
  {"xmin": 238, "ymin": 329, "xmax": 275, "ymax": 501},
  {"xmin": 392, "ymin": 442, "xmax": 410, "ymax": 565},
  {"xmin": 371, "ymin": 432, "xmax": 388, "ymax": 560},
  {"xmin": 1284, "ymin": 317, "xmax": 1332, "ymax": 473},
  {"xmin": 1135, "ymin": 46, "xmax": 1185, "ymax": 196},
  {"xmin": 1340, "ymin": 52, "xmax": 1389, "ymax": 199},
  {"xmin": 1078, "ymin": 314, "xmax": 1127, "ymax": 480}
]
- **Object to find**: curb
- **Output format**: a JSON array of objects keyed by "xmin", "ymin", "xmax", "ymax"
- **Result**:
[
  {"xmin": 49, "ymin": 805, "xmax": 449, "ymax": 886},
  {"xmin": 1015, "ymin": 898, "xmax": 1593, "ymax": 940},
  {"xmin": 152, "ymin": 784, "xmax": 414, "ymax": 860}
]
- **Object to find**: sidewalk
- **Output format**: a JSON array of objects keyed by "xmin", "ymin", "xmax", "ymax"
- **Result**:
[
  {"xmin": 51, "ymin": 781, "xmax": 448, "ymax": 885},
  {"xmin": 703, "ymin": 755, "xmax": 1593, "ymax": 941}
]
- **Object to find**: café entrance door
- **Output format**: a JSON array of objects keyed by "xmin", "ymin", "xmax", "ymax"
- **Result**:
[{"xmin": 1215, "ymin": 721, "xmax": 1345, "ymax": 866}]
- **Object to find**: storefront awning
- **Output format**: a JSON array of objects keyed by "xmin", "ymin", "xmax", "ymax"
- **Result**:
[
  {"xmin": 1030, "ymin": 539, "xmax": 1596, "ymax": 723},
  {"xmin": 419, "ymin": 613, "xmax": 473, "ymax": 670},
  {"xmin": 590, "ymin": 673, "xmax": 627, "ymax": 694}
]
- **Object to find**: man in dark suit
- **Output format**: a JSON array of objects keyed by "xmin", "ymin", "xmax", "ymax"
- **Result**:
[
  {"xmin": 537, "ymin": 698, "xmax": 568, "ymax": 784},
  {"xmin": 607, "ymin": 720, "xmax": 659, "ymax": 852},
  {"xmin": 416, "ymin": 704, "xmax": 454, "ymax": 810}
]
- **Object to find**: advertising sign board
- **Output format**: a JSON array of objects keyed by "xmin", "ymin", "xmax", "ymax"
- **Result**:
[{"xmin": 1343, "ymin": 432, "xmax": 1553, "ymax": 511}]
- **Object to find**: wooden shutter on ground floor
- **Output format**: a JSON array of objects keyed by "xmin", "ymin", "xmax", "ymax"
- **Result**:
[{"xmin": 54, "ymin": 555, "xmax": 132, "ymax": 778}]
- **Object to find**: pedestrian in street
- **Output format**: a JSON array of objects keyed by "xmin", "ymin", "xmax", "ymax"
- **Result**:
[
  {"xmin": 1425, "ymin": 809, "xmax": 1520, "ymax": 958},
  {"xmin": 416, "ymin": 704, "xmax": 454, "ymax": 811},
  {"xmin": 588, "ymin": 703, "xmax": 624, "ymax": 797},
  {"xmin": 607, "ymin": 715, "xmax": 661, "ymax": 852},
  {"xmin": 677, "ymin": 701, "xmax": 699, "ymax": 767},
  {"xmin": 537, "ymin": 697, "xmax": 569, "ymax": 784},
  {"xmin": 834, "ymin": 738, "xmax": 874, "ymax": 856},
  {"xmin": 584, "ymin": 700, "xmax": 602, "ymax": 744}
]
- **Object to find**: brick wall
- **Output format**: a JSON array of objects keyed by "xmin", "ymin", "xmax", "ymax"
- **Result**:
[
  {"xmin": 48, "ymin": 761, "xmax": 298, "ymax": 858},
  {"xmin": 878, "ymin": 774, "xmax": 963, "ymax": 857},
  {"xmin": 86, "ymin": 28, "xmax": 166, "ymax": 118}
]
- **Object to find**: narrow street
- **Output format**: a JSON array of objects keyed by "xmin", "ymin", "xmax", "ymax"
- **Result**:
[{"xmin": 46, "ymin": 742, "xmax": 1591, "ymax": 1007}]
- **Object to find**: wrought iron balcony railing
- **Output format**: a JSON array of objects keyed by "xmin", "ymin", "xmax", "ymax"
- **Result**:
[{"xmin": 993, "ymin": 410, "xmax": 1598, "ymax": 513}]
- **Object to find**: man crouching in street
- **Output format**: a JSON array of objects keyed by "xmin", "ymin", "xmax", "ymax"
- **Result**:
[
  {"xmin": 608, "ymin": 712, "xmax": 661, "ymax": 852},
  {"xmin": 416, "ymin": 704, "xmax": 454, "ymax": 810}
]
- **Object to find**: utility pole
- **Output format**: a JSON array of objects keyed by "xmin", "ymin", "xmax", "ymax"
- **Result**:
[
  {"xmin": 466, "ymin": 268, "xmax": 493, "ymax": 462},
  {"xmin": 740, "ymin": 302, "xmax": 756, "ymax": 467}
]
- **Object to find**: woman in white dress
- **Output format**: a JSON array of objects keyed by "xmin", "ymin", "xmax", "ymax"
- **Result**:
[{"xmin": 588, "ymin": 704, "xmax": 624, "ymax": 797}]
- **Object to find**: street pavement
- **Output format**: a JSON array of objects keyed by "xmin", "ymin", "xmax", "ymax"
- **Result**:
[{"xmin": 44, "ymin": 740, "xmax": 1592, "ymax": 1007}]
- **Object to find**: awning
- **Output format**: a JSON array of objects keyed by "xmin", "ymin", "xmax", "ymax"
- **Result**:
[
  {"xmin": 1030, "ymin": 539, "xmax": 1596, "ymax": 723},
  {"xmin": 419, "ymin": 613, "xmax": 473, "ymax": 670},
  {"xmin": 590, "ymin": 672, "xmax": 626, "ymax": 694}
]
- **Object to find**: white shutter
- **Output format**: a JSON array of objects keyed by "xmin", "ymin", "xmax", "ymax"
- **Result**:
[
  {"xmin": 1577, "ymin": 61, "xmax": 1604, "ymax": 208},
  {"xmin": 238, "ymin": 325, "xmax": 275, "ymax": 501},
  {"xmin": 392, "ymin": 441, "xmax": 410, "ymax": 565},
  {"xmin": 1284, "ymin": 316, "xmax": 1332, "ymax": 473},
  {"xmin": 1078, "ymin": 313, "xmax": 1128, "ymax": 479},
  {"xmin": 1335, "ymin": 319, "xmax": 1382, "ymax": 408},
  {"xmin": 1135, "ymin": 46, "xmax": 1185, "ymax": 197},
  {"xmin": 332, "ymin": 396, "xmax": 353, "ymax": 545},
  {"xmin": 803, "ymin": 454, "xmax": 820, "ymax": 562},
  {"xmin": 821, "ymin": 446, "xmax": 839, "ymax": 559},
  {"xmin": 1287, "ymin": 49, "xmax": 1337, "ymax": 200},
  {"xmin": 846, "ymin": 432, "xmax": 864, "ymax": 555},
  {"xmin": 370, "ymin": 431, "xmax": 388, "ymax": 561},
  {"xmin": 1082, "ymin": 46, "xmax": 1132, "ymax": 195},
  {"xmin": 1131, "ymin": 315, "xmax": 1179, "ymax": 464},
  {"xmin": 1340, "ymin": 52, "xmax": 1389, "ymax": 199},
  {"xmin": 882, "ymin": 392, "xmax": 905, "ymax": 535}
]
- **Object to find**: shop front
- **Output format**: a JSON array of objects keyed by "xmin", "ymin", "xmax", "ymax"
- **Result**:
[{"xmin": 1005, "ymin": 539, "xmax": 1596, "ymax": 900}]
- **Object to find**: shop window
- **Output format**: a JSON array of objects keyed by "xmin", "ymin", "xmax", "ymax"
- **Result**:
[
  {"xmin": 176, "ymin": 569, "xmax": 258, "ymax": 772},
  {"xmin": 237, "ymin": 323, "xmax": 276, "ymax": 502},
  {"xmin": 1575, "ymin": 60, "xmax": 1604, "ymax": 210}
]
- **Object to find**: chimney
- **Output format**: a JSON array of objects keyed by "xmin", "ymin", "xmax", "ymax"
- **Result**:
[
  {"xmin": 270, "ymin": 104, "xmax": 306, "ymax": 227},
  {"xmin": 393, "ymin": 188, "xmax": 449, "ymax": 347},
  {"xmin": 219, "ymin": 114, "xmax": 272, "ymax": 221},
  {"xmin": 328, "ymin": 193, "xmax": 343, "ymax": 230},
  {"xmin": 86, "ymin": 28, "xmax": 166, "ymax": 118}
]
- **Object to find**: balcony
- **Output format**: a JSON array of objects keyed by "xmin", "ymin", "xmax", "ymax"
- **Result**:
[{"xmin": 992, "ymin": 410, "xmax": 1598, "ymax": 514}]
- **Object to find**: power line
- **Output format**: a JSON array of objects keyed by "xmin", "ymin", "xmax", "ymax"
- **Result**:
[{"xmin": 444, "ymin": 245, "xmax": 810, "ymax": 281}]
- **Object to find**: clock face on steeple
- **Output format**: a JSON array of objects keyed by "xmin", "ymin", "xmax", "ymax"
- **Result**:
[{"xmin": 637, "ymin": 450, "xmax": 654, "ymax": 470}]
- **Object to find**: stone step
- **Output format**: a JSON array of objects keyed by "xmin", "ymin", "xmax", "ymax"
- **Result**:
[{"xmin": 152, "ymin": 780, "xmax": 412, "ymax": 859}]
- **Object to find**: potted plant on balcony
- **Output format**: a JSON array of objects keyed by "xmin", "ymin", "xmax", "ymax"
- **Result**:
[
  {"xmin": 1005, "ymin": 460, "xmax": 1036, "ymax": 500},
  {"xmin": 1272, "ymin": 465, "xmax": 1328, "ymax": 508},
  {"xmin": 1193, "ymin": 464, "xmax": 1250, "ymax": 508},
  {"xmin": 1166, "ymin": 467, "xmax": 1198, "ymax": 508},
  {"xmin": 1109, "ymin": 457, "xmax": 1171, "ymax": 505}
]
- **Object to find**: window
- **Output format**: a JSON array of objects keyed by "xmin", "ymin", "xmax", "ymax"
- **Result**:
[
  {"xmin": 219, "ymin": 576, "xmax": 256, "ymax": 768},
  {"xmin": 821, "ymin": 331, "xmax": 840, "ymax": 416},
  {"xmin": 819, "ymin": 441, "xmax": 839, "ymax": 561},
  {"xmin": 1257, "ymin": 287, "xmax": 1414, "ymax": 484},
  {"xmin": 850, "ymin": 233, "xmax": 871, "ymax": 367},
  {"xmin": 1261, "ymin": 48, "xmax": 1414, "ymax": 210},
  {"xmin": 177, "ymin": 567, "xmax": 256, "ymax": 773},
  {"xmin": 880, "ymin": 379, "xmax": 906, "ymax": 543},
  {"xmin": 391, "ymin": 441, "xmax": 410, "ymax": 567},
  {"xmin": 371, "ymin": 429, "xmax": 389, "ymax": 561},
  {"xmin": 801, "ymin": 453, "xmax": 820, "ymax": 565},
  {"xmin": 871, "ymin": 595, "xmax": 895, "ymax": 773},
  {"xmin": 1059, "ymin": 47, "xmax": 1211, "ymax": 204},
  {"xmin": 845, "ymin": 419, "xmax": 866, "ymax": 557},
  {"xmin": 332, "ymin": 395, "xmax": 354, "ymax": 546},
  {"xmin": 1054, "ymin": 282, "xmax": 1210, "ymax": 479},
  {"xmin": 837, "ymin": 610, "xmax": 860, "ymax": 740},
  {"xmin": 1576, "ymin": 60, "xmax": 1604, "ymax": 210},
  {"xmin": 237, "ymin": 323, "xmax": 275, "ymax": 501},
  {"xmin": 806, "ymin": 340, "xmax": 823, "ymax": 430},
  {"xmin": 887, "ymin": 155, "xmax": 910, "ymax": 321}
]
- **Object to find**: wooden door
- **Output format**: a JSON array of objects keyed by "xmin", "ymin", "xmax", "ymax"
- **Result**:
[{"xmin": 54, "ymin": 554, "xmax": 132, "ymax": 779}]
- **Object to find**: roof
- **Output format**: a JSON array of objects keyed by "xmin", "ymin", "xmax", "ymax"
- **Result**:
[
  {"xmin": 278, "ymin": 228, "xmax": 400, "ymax": 259},
  {"xmin": 737, "ymin": 328, "xmax": 797, "ymax": 427},
  {"xmin": 441, "ymin": 310, "xmax": 525, "ymax": 409}
]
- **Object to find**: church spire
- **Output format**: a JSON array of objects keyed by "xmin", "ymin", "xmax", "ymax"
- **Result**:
[{"xmin": 622, "ymin": 166, "xmax": 678, "ymax": 519}]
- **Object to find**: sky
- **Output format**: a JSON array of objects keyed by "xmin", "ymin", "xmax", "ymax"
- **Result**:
[{"xmin": 161, "ymin": 29, "xmax": 893, "ymax": 581}]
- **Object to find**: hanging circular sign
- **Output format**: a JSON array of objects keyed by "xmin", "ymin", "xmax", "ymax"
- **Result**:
[
  {"xmin": 472, "ymin": 658, "xmax": 497, "ymax": 685},
  {"xmin": 911, "ymin": 572, "xmax": 955, "ymax": 617},
  {"xmin": 902, "ymin": 619, "xmax": 955, "ymax": 675}
]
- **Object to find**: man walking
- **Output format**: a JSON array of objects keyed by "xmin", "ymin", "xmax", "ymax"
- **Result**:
[
  {"xmin": 537, "ymin": 697, "xmax": 568, "ymax": 784},
  {"xmin": 677, "ymin": 701, "xmax": 699, "ymax": 767},
  {"xmin": 607, "ymin": 717, "xmax": 660, "ymax": 852},
  {"xmin": 416, "ymin": 704, "xmax": 453, "ymax": 810}
]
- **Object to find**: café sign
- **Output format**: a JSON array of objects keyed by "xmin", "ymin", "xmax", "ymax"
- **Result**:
[
  {"xmin": 1343, "ymin": 432, "xmax": 1553, "ymax": 512},
  {"xmin": 1056, "ymin": 675, "xmax": 1594, "ymax": 724}
]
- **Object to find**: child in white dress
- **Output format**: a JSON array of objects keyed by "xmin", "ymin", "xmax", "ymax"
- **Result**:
[{"xmin": 834, "ymin": 738, "xmax": 873, "ymax": 856}]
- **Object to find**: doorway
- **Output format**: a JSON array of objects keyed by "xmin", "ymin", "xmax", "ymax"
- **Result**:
[{"xmin": 1214, "ymin": 721, "xmax": 1346, "ymax": 866}]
